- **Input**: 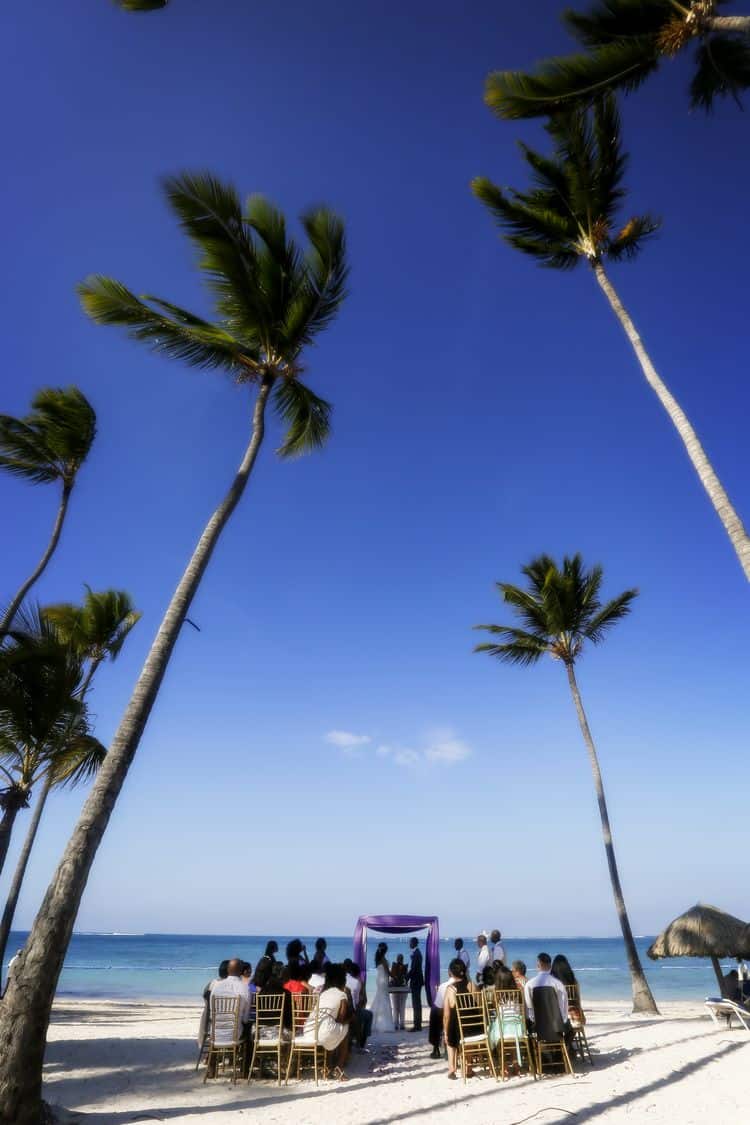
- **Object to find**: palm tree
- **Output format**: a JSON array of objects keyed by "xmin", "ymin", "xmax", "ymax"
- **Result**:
[
  {"xmin": 472, "ymin": 95, "xmax": 750, "ymax": 582},
  {"xmin": 486, "ymin": 0, "xmax": 750, "ymax": 117},
  {"xmin": 0, "ymin": 588, "xmax": 140, "ymax": 984},
  {"xmin": 0, "ymin": 387, "xmax": 97, "ymax": 634},
  {"xmin": 474, "ymin": 553, "xmax": 658, "ymax": 1013},
  {"xmin": 0, "ymin": 171, "xmax": 348, "ymax": 1124},
  {"xmin": 0, "ymin": 609, "xmax": 99, "ymax": 880}
]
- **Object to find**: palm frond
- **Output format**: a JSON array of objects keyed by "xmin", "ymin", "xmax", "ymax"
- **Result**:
[
  {"xmin": 48, "ymin": 733, "xmax": 107, "ymax": 789},
  {"xmin": 288, "ymin": 208, "xmax": 349, "ymax": 346},
  {"xmin": 474, "ymin": 625, "xmax": 549, "ymax": 666},
  {"xmin": 471, "ymin": 177, "xmax": 581, "ymax": 269},
  {"xmin": 563, "ymin": 0, "xmax": 672, "ymax": 48},
  {"xmin": 690, "ymin": 35, "xmax": 750, "ymax": 110},
  {"xmin": 274, "ymin": 378, "xmax": 332, "ymax": 458},
  {"xmin": 607, "ymin": 212, "xmax": 661, "ymax": 260},
  {"xmin": 79, "ymin": 277, "xmax": 245, "ymax": 373},
  {"xmin": 0, "ymin": 417, "xmax": 60, "ymax": 484},
  {"xmin": 583, "ymin": 588, "xmax": 638, "ymax": 642},
  {"xmin": 485, "ymin": 39, "xmax": 658, "ymax": 120},
  {"xmin": 161, "ymin": 173, "xmax": 270, "ymax": 336},
  {"xmin": 591, "ymin": 94, "xmax": 627, "ymax": 222}
]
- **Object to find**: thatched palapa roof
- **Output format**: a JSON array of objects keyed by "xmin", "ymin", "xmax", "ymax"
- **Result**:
[{"xmin": 647, "ymin": 903, "xmax": 750, "ymax": 960}]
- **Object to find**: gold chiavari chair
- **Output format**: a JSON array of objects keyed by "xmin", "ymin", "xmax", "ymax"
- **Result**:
[
  {"xmin": 454, "ymin": 989, "xmax": 497, "ymax": 1083},
  {"xmin": 566, "ymin": 983, "xmax": 593, "ymax": 1065},
  {"xmin": 492, "ymin": 987, "xmax": 537, "ymax": 1079},
  {"xmin": 285, "ymin": 991, "xmax": 326, "ymax": 1086},
  {"xmin": 248, "ymin": 992, "xmax": 287, "ymax": 1086},
  {"xmin": 203, "ymin": 996, "xmax": 245, "ymax": 1084},
  {"xmin": 531, "ymin": 987, "xmax": 573, "ymax": 1077}
]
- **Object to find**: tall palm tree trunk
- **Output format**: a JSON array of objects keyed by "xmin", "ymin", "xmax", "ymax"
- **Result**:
[
  {"xmin": 0, "ymin": 777, "xmax": 51, "ymax": 993},
  {"xmin": 0, "ymin": 483, "xmax": 73, "ymax": 635},
  {"xmin": 593, "ymin": 262, "xmax": 750, "ymax": 582},
  {"xmin": 565, "ymin": 661, "xmax": 659, "ymax": 1015},
  {"xmin": 710, "ymin": 17, "xmax": 750, "ymax": 33},
  {"xmin": 0, "ymin": 380, "xmax": 270, "ymax": 1125},
  {"xmin": 0, "ymin": 659, "xmax": 102, "ymax": 989}
]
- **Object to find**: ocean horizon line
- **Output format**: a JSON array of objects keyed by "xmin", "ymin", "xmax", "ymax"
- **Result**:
[{"xmin": 45, "ymin": 930, "xmax": 656, "ymax": 942}]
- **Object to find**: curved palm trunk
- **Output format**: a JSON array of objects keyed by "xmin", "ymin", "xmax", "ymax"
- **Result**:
[
  {"xmin": 0, "ymin": 777, "xmax": 51, "ymax": 993},
  {"xmin": 0, "ymin": 659, "xmax": 103, "ymax": 990},
  {"xmin": 0, "ymin": 483, "xmax": 73, "ymax": 635},
  {"xmin": 0, "ymin": 380, "xmax": 270, "ymax": 1125},
  {"xmin": 565, "ymin": 662, "xmax": 658, "ymax": 1014},
  {"xmin": 593, "ymin": 262, "xmax": 750, "ymax": 582},
  {"xmin": 0, "ymin": 803, "xmax": 24, "ymax": 882}
]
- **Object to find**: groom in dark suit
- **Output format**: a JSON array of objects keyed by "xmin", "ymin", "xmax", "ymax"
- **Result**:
[{"xmin": 407, "ymin": 937, "xmax": 424, "ymax": 1031}]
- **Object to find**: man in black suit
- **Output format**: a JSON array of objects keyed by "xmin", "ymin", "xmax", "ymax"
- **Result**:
[{"xmin": 407, "ymin": 937, "xmax": 424, "ymax": 1031}]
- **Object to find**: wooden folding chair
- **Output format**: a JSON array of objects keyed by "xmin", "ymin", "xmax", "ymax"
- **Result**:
[
  {"xmin": 455, "ymin": 989, "xmax": 497, "ymax": 1083},
  {"xmin": 566, "ymin": 984, "xmax": 593, "ymax": 1065},
  {"xmin": 203, "ymin": 996, "xmax": 245, "ymax": 1084},
  {"xmin": 248, "ymin": 992, "xmax": 287, "ymax": 1085},
  {"xmin": 531, "ymin": 986, "xmax": 573, "ymax": 1077},
  {"xmin": 493, "ymin": 987, "xmax": 537, "ymax": 1079},
  {"xmin": 285, "ymin": 991, "xmax": 326, "ymax": 1085}
]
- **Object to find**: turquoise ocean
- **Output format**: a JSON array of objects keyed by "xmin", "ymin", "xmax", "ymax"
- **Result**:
[{"xmin": 7, "ymin": 931, "xmax": 729, "ymax": 1004}]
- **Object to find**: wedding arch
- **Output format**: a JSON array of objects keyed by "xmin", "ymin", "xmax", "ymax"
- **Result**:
[{"xmin": 352, "ymin": 914, "xmax": 440, "ymax": 1004}]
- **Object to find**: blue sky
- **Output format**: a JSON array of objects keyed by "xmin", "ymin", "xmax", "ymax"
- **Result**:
[{"xmin": 2, "ymin": 0, "xmax": 748, "ymax": 938}]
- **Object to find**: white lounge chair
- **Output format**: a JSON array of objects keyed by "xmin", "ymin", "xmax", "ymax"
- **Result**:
[{"xmin": 705, "ymin": 997, "xmax": 750, "ymax": 1031}]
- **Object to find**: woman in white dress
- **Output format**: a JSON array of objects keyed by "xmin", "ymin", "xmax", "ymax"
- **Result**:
[{"xmin": 371, "ymin": 943, "xmax": 395, "ymax": 1033}]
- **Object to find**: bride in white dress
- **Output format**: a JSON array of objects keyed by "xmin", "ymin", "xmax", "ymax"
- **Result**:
[{"xmin": 371, "ymin": 943, "xmax": 394, "ymax": 1033}]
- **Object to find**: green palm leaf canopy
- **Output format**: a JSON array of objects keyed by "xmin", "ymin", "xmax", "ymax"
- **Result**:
[
  {"xmin": 647, "ymin": 903, "xmax": 750, "ymax": 960},
  {"xmin": 79, "ymin": 172, "xmax": 348, "ymax": 458},
  {"xmin": 472, "ymin": 93, "xmax": 660, "ymax": 271},
  {"xmin": 0, "ymin": 386, "xmax": 96, "ymax": 487},
  {"xmin": 486, "ymin": 0, "xmax": 750, "ymax": 117}
]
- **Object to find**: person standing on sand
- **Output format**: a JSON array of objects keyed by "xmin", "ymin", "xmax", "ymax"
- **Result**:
[{"xmin": 407, "ymin": 937, "xmax": 424, "ymax": 1031}]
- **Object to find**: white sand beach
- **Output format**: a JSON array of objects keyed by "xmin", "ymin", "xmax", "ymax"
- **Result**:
[{"xmin": 45, "ymin": 997, "xmax": 749, "ymax": 1124}]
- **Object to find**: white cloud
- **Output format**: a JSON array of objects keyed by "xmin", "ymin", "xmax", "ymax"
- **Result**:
[
  {"xmin": 424, "ymin": 735, "xmax": 471, "ymax": 764},
  {"xmin": 325, "ymin": 727, "xmax": 472, "ymax": 768},
  {"xmin": 325, "ymin": 730, "xmax": 371, "ymax": 750}
]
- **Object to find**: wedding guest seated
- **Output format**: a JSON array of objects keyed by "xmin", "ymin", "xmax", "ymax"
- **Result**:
[
  {"xmin": 208, "ymin": 959, "xmax": 254, "ymax": 1074},
  {"xmin": 524, "ymin": 953, "xmax": 568, "ymax": 1022},
  {"xmin": 511, "ymin": 960, "xmax": 527, "ymax": 989},
  {"xmin": 552, "ymin": 954, "xmax": 584, "ymax": 1021},
  {"xmin": 480, "ymin": 965, "xmax": 496, "ymax": 990},
  {"xmin": 344, "ymin": 961, "xmax": 373, "ymax": 1049},
  {"xmin": 442, "ymin": 958, "xmax": 474, "ymax": 1080},
  {"xmin": 304, "ymin": 962, "xmax": 352, "ymax": 1080},
  {"xmin": 493, "ymin": 965, "xmax": 518, "ymax": 992},
  {"xmin": 308, "ymin": 964, "xmax": 326, "ymax": 993},
  {"xmin": 283, "ymin": 961, "xmax": 312, "ymax": 994},
  {"xmin": 199, "ymin": 959, "xmax": 229, "ymax": 1048}
]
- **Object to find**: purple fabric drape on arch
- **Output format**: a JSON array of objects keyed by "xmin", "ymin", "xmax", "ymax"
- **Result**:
[{"xmin": 352, "ymin": 914, "xmax": 440, "ymax": 1005}]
